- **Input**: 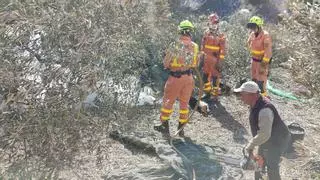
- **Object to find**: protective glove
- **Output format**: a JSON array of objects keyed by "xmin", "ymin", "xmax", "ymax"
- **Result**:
[
  {"xmin": 219, "ymin": 54, "xmax": 225, "ymax": 60},
  {"xmin": 215, "ymin": 61, "xmax": 222, "ymax": 73},
  {"xmin": 262, "ymin": 57, "xmax": 270, "ymax": 64},
  {"xmin": 259, "ymin": 61, "xmax": 268, "ymax": 74}
]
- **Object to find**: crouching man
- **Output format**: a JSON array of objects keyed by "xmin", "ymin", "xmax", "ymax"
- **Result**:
[{"xmin": 234, "ymin": 81, "xmax": 290, "ymax": 180}]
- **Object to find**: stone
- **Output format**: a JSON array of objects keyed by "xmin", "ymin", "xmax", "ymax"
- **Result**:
[
  {"xmin": 279, "ymin": 57, "xmax": 294, "ymax": 69},
  {"xmin": 293, "ymin": 84, "xmax": 312, "ymax": 97}
]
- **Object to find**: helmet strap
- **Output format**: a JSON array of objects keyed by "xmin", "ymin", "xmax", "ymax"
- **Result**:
[{"xmin": 254, "ymin": 27, "xmax": 262, "ymax": 37}]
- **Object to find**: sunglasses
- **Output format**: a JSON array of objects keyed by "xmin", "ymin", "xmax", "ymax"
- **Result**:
[{"xmin": 246, "ymin": 23, "xmax": 258, "ymax": 29}]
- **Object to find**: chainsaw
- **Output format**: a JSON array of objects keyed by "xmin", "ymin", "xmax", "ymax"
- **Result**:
[{"xmin": 209, "ymin": 147, "xmax": 267, "ymax": 177}]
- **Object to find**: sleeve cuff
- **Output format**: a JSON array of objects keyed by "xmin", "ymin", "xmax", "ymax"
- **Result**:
[
  {"xmin": 262, "ymin": 57, "xmax": 270, "ymax": 63},
  {"xmin": 246, "ymin": 141, "xmax": 255, "ymax": 150}
]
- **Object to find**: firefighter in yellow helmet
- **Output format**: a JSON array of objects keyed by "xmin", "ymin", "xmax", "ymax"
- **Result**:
[
  {"xmin": 154, "ymin": 20, "xmax": 199, "ymax": 138},
  {"xmin": 247, "ymin": 16, "xmax": 272, "ymax": 97}
]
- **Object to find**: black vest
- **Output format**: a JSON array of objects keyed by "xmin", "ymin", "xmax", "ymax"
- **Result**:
[{"xmin": 249, "ymin": 97, "xmax": 290, "ymax": 149}]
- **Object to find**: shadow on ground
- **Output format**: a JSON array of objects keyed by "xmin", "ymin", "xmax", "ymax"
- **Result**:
[
  {"xmin": 206, "ymin": 99, "xmax": 248, "ymax": 144},
  {"xmin": 109, "ymin": 131, "xmax": 244, "ymax": 179}
]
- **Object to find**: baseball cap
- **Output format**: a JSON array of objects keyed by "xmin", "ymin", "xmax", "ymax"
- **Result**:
[{"xmin": 233, "ymin": 81, "xmax": 260, "ymax": 93}]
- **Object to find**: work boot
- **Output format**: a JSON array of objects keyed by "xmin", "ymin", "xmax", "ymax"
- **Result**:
[
  {"xmin": 210, "ymin": 87, "xmax": 219, "ymax": 101},
  {"xmin": 154, "ymin": 121, "xmax": 170, "ymax": 138},
  {"xmin": 177, "ymin": 122, "xmax": 185, "ymax": 137}
]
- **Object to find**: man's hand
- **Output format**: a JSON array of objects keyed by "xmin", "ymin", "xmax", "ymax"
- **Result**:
[
  {"xmin": 247, "ymin": 149, "xmax": 254, "ymax": 158},
  {"xmin": 245, "ymin": 144, "xmax": 254, "ymax": 159}
]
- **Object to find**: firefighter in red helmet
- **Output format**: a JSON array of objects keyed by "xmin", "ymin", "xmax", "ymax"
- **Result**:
[{"xmin": 201, "ymin": 13, "xmax": 226, "ymax": 100}]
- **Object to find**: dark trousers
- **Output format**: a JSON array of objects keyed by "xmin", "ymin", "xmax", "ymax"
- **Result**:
[
  {"xmin": 255, "ymin": 147, "xmax": 281, "ymax": 180},
  {"xmin": 255, "ymin": 135, "xmax": 291, "ymax": 180}
]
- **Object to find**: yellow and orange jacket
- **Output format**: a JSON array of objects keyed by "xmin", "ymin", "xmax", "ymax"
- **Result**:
[
  {"xmin": 247, "ymin": 30, "xmax": 272, "ymax": 63},
  {"xmin": 163, "ymin": 36, "xmax": 199, "ymax": 72},
  {"xmin": 201, "ymin": 30, "xmax": 226, "ymax": 60}
]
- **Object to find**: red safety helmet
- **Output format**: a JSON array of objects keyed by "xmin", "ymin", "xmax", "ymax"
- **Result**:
[{"xmin": 208, "ymin": 13, "xmax": 219, "ymax": 25}]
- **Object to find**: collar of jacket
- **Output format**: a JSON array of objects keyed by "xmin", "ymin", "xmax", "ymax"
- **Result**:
[
  {"xmin": 206, "ymin": 29, "xmax": 219, "ymax": 36},
  {"xmin": 254, "ymin": 30, "xmax": 264, "ymax": 38},
  {"xmin": 251, "ymin": 95, "xmax": 264, "ymax": 110}
]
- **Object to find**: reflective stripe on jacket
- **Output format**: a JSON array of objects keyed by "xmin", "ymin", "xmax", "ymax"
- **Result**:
[
  {"xmin": 201, "ymin": 30, "xmax": 226, "ymax": 60},
  {"xmin": 163, "ymin": 36, "xmax": 199, "ymax": 72},
  {"xmin": 247, "ymin": 30, "xmax": 272, "ymax": 63}
]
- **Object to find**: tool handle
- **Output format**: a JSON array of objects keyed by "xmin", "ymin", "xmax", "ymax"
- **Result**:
[{"xmin": 242, "ymin": 147, "xmax": 249, "ymax": 158}]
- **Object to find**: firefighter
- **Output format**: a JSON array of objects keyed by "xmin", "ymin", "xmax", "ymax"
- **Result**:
[
  {"xmin": 247, "ymin": 16, "xmax": 272, "ymax": 97},
  {"xmin": 154, "ymin": 20, "xmax": 199, "ymax": 138},
  {"xmin": 201, "ymin": 13, "xmax": 226, "ymax": 100}
]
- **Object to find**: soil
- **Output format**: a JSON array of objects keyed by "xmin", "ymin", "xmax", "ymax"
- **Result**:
[{"xmin": 57, "ymin": 67, "xmax": 320, "ymax": 179}]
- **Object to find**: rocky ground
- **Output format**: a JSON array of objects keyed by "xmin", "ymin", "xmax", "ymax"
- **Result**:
[
  {"xmin": 1, "ymin": 64, "xmax": 318, "ymax": 179},
  {"xmin": 43, "ymin": 67, "xmax": 319, "ymax": 180}
]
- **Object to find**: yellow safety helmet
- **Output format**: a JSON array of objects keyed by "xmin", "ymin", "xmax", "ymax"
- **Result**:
[
  {"xmin": 247, "ymin": 16, "xmax": 264, "ymax": 28},
  {"xmin": 178, "ymin": 20, "xmax": 195, "ymax": 33}
]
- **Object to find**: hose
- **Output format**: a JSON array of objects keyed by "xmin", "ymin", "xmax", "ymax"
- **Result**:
[
  {"xmin": 169, "ymin": 66, "xmax": 204, "ymax": 180},
  {"xmin": 266, "ymin": 81, "xmax": 304, "ymax": 102}
]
